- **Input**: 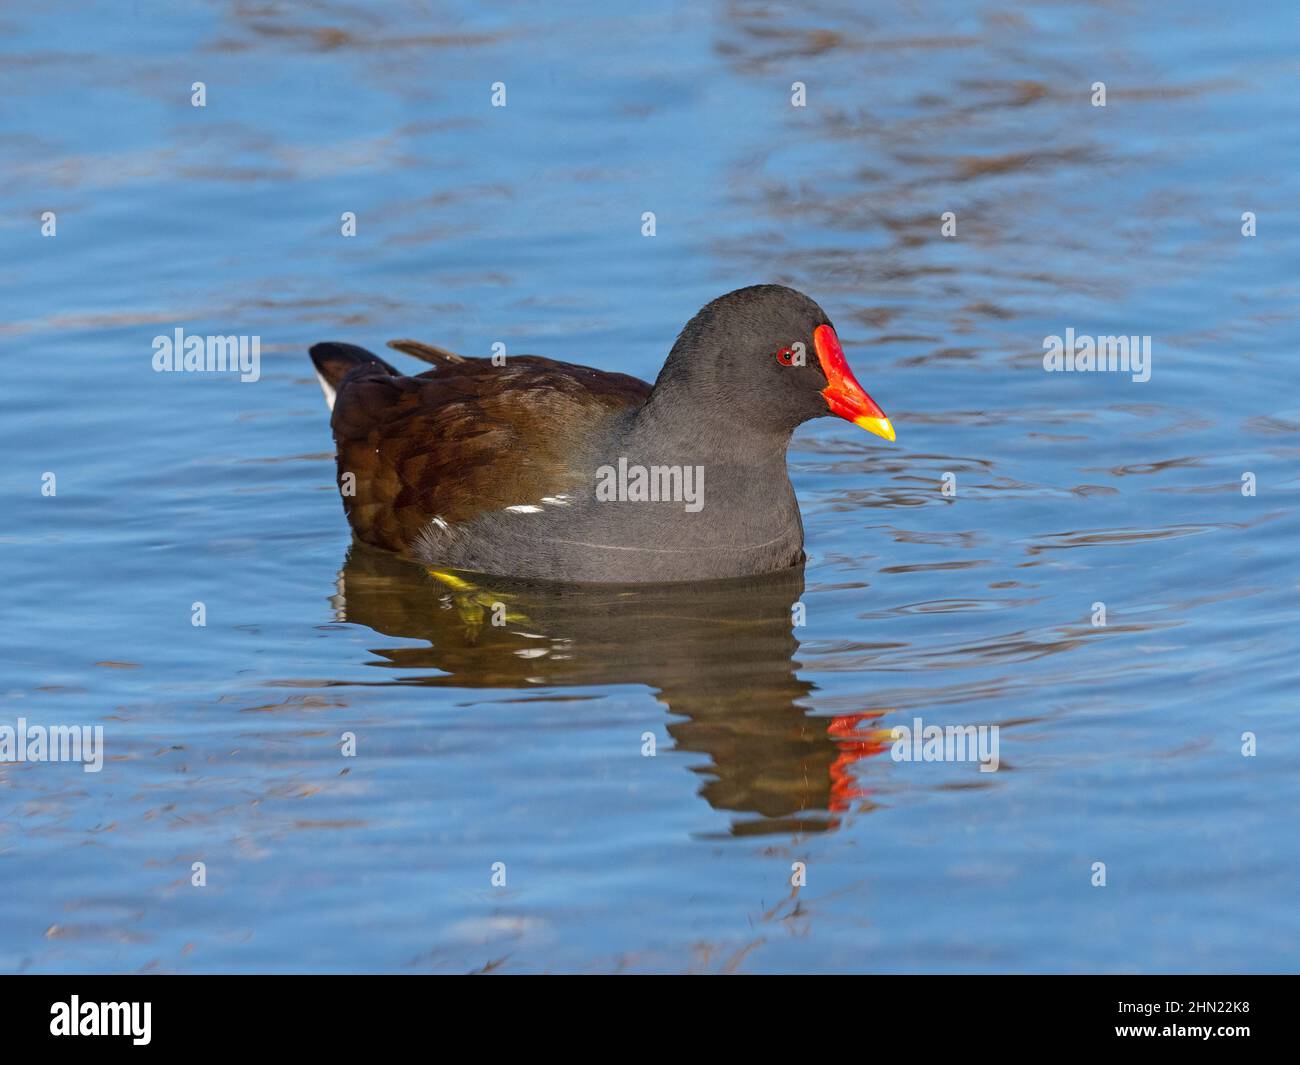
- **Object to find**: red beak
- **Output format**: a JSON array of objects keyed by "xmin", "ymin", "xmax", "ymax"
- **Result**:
[{"xmin": 814, "ymin": 325, "xmax": 895, "ymax": 442}]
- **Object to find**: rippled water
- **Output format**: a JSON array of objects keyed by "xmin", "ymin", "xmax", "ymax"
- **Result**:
[{"xmin": 2, "ymin": 1, "xmax": 1297, "ymax": 973}]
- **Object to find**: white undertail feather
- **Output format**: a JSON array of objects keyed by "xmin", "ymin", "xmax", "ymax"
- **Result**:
[{"xmin": 314, "ymin": 369, "xmax": 337, "ymax": 411}]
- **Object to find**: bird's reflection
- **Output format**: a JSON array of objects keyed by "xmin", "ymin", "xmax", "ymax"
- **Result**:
[{"xmin": 334, "ymin": 542, "xmax": 892, "ymax": 835}]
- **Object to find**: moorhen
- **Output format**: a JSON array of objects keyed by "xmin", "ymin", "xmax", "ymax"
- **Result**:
[{"xmin": 310, "ymin": 284, "xmax": 894, "ymax": 583}]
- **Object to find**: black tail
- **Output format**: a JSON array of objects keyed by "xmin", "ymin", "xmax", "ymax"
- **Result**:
[{"xmin": 309, "ymin": 342, "xmax": 399, "ymax": 391}]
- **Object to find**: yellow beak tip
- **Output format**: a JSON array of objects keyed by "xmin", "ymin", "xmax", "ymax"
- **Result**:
[{"xmin": 853, "ymin": 415, "xmax": 896, "ymax": 442}]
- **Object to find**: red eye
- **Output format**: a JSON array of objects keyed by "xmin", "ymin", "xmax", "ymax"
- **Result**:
[{"xmin": 776, "ymin": 347, "xmax": 796, "ymax": 366}]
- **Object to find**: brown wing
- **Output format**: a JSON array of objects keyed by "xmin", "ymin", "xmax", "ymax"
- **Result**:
[{"xmin": 328, "ymin": 351, "xmax": 650, "ymax": 554}]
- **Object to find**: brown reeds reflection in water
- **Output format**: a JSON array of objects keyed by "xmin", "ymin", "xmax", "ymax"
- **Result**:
[{"xmin": 334, "ymin": 542, "xmax": 893, "ymax": 836}]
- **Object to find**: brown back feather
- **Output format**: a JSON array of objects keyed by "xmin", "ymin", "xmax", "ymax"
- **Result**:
[{"xmin": 329, "ymin": 353, "xmax": 650, "ymax": 554}]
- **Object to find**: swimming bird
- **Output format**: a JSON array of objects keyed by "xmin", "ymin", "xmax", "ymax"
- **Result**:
[{"xmin": 309, "ymin": 284, "xmax": 894, "ymax": 583}]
